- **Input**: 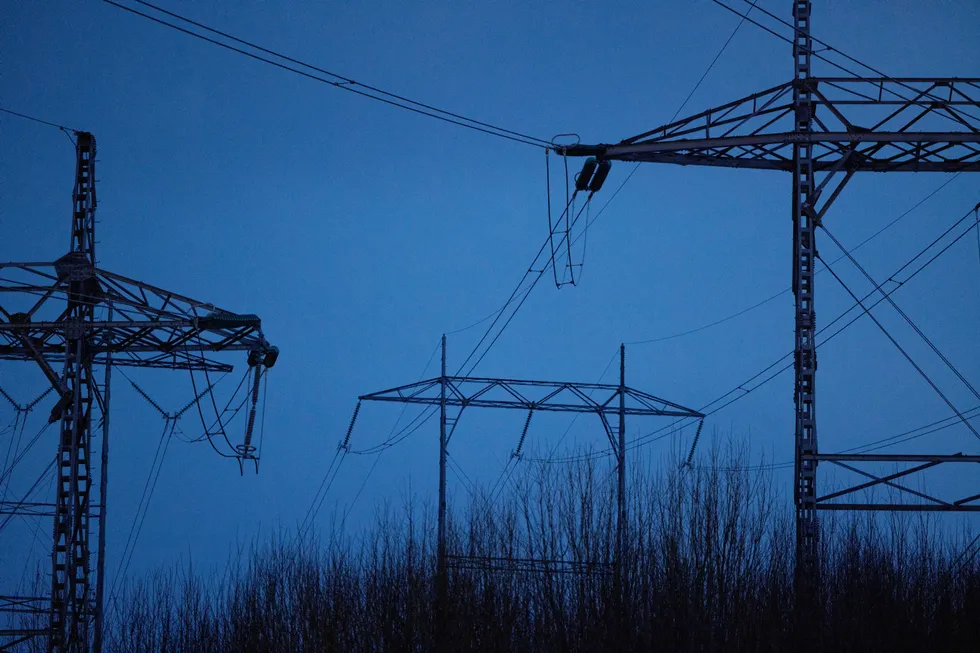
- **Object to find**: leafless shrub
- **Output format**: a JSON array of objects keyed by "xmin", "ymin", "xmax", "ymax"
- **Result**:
[{"xmin": 100, "ymin": 434, "xmax": 980, "ymax": 652}]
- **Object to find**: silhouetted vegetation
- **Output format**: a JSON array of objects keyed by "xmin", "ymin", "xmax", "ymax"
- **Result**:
[{"xmin": 68, "ymin": 440, "xmax": 980, "ymax": 651}]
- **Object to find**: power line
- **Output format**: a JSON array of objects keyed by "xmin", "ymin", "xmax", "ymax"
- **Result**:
[
  {"xmin": 298, "ymin": 338, "xmax": 442, "ymax": 538},
  {"xmin": 0, "ymin": 106, "xmax": 81, "ymax": 133},
  {"xmin": 0, "ymin": 422, "xmax": 54, "ymax": 488},
  {"xmin": 626, "ymin": 173, "xmax": 961, "ymax": 345},
  {"xmin": 462, "ymin": 196, "xmax": 980, "ymax": 462},
  {"xmin": 183, "ymin": 342, "xmax": 251, "ymax": 458},
  {"xmin": 690, "ymin": 403, "xmax": 980, "ymax": 472},
  {"xmin": 846, "ymin": 405, "xmax": 980, "ymax": 455},
  {"xmin": 627, "ymin": 287, "xmax": 787, "ymax": 346},
  {"xmin": 673, "ymin": 1, "xmax": 759, "ymax": 124},
  {"xmin": 0, "ymin": 457, "xmax": 56, "ymax": 536},
  {"xmin": 976, "ymin": 216, "xmax": 980, "ymax": 273},
  {"xmin": 103, "ymin": 0, "xmax": 552, "ymax": 148},
  {"xmin": 444, "ymin": 285, "xmax": 534, "ymax": 336},
  {"xmin": 347, "ymin": 340, "xmax": 442, "ymax": 456},
  {"xmin": 454, "ymin": 194, "xmax": 595, "ymax": 377},
  {"xmin": 106, "ymin": 361, "xmax": 246, "ymax": 597},
  {"xmin": 338, "ymin": 450, "xmax": 384, "ymax": 532},
  {"xmin": 547, "ymin": 201, "xmax": 980, "ymax": 464},
  {"xmin": 15, "ymin": 467, "xmax": 57, "ymax": 579},
  {"xmin": 296, "ymin": 447, "xmax": 347, "ymax": 541},
  {"xmin": 820, "ymin": 222, "xmax": 980, "ymax": 405},
  {"xmin": 458, "ymin": 192, "xmax": 584, "ymax": 371},
  {"xmin": 0, "ymin": 413, "xmax": 26, "ymax": 505},
  {"xmin": 446, "ymin": 452, "xmax": 479, "ymax": 500},
  {"xmin": 111, "ymin": 0, "xmax": 755, "ymax": 527},
  {"xmin": 578, "ymin": 1, "xmax": 758, "ymax": 256},
  {"xmin": 349, "ymin": 406, "xmax": 438, "ymax": 455},
  {"xmin": 817, "ymin": 252, "xmax": 980, "ymax": 441},
  {"xmin": 735, "ymin": 0, "xmax": 980, "ymax": 123},
  {"xmin": 656, "ymin": 205, "xmax": 980, "ymax": 448},
  {"xmin": 108, "ymin": 418, "xmax": 177, "ymax": 605},
  {"xmin": 708, "ymin": 0, "xmax": 980, "ymax": 126}
]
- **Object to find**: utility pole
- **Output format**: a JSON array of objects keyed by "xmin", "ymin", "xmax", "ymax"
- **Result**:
[
  {"xmin": 0, "ymin": 133, "xmax": 278, "ymax": 652},
  {"xmin": 616, "ymin": 344, "xmax": 626, "ymax": 597},
  {"xmin": 558, "ymin": 0, "xmax": 980, "ymax": 578},
  {"xmin": 436, "ymin": 334, "xmax": 448, "ymax": 649}
]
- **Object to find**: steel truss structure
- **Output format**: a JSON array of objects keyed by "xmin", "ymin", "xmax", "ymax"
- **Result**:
[
  {"xmin": 359, "ymin": 339, "xmax": 703, "ymax": 596},
  {"xmin": 0, "ymin": 133, "xmax": 277, "ymax": 652},
  {"xmin": 558, "ymin": 1, "xmax": 980, "ymax": 575}
]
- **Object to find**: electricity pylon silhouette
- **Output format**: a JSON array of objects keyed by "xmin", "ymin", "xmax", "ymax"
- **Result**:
[
  {"xmin": 0, "ymin": 132, "xmax": 278, "ymax": 652},
  {"xmin": 558, "ymin": 0, "xmax": 980, "ymax": 580},
  {"xmin": 357, "ymin": 338, "xmax": 704, "ymax": 649}
]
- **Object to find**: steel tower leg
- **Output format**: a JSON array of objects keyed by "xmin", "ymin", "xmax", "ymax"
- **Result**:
[
  {"xmin": 616, "ymin": 345, "xmax": 626, "ymax": 597},
  {"xmin": 93, "ymin": 324, "xmax": 111, "ymax": 653},
  {"xmin": 50, "ymin": 132, "xmax": 98, "ymax": 653},
  {"xmin": 791, "ymin": 0, "xmax": 819, "ymax": 580},
  {"xmin": 436, "ymin": 334, "xmax": 448, "ymax": 648}
]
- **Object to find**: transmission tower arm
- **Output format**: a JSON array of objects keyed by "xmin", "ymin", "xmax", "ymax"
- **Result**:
[
  {"xmin": 360, "ymin": 376, "xmax": 704, "ymax": 419},
  {"xmin": 560, "ymin": 78, "xmax": 980, "ymax": 172},
  {"xmin": 0, "ymin": 260, "xmax": 273, "ymax": 373}
]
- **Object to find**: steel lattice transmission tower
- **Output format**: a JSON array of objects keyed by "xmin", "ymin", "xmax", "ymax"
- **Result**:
[
  {"xmin": 558, "ymin": 0, "xmax": 980, "ymax": 575},
  {"xmin": 0, "ymin": 133, "xmax": 278, "ymax": 652},
  {"xmin": 357, "ymin": 338, "xmax": 703, "ymax": 642}
]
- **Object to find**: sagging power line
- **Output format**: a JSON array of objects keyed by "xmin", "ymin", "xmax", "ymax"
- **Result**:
[{"xmin": 103, "ymin": 0, "xmax": 553, "ymax": 149}]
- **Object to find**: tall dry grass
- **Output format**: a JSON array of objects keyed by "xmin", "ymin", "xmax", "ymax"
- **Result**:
[{"xmin": 78, "ymin": 439, "xmax": 980, "ymax": 651}]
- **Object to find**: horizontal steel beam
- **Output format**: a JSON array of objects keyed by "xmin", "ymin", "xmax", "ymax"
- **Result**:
[
  {"xmin": 0, "ymin": 262, "xmax": 57, "ymax": 269},
  {"xmin": 0, "ymin": 343, "xmax": 256, "ymax": 355},
  {"xmin": 816, "ymin": 504, "xmax": 980, "ymax": 512},
  {"xmin": 446, "ymin": 554, "xmax": 613, "ymax": 575},
  {"xmin": 808, "ymin": 453, "xmax": 980, "ymax": 463},
  {"xmin": 359, "ymin": 394, "xmax": 697, "ymax": 416},
  {"xmin": 814, "ymin": 77, "xmax": 980, "ymax": 82},
  {"xmin": 606, "ymin": 154, "xmax": 980, "ymax": 173},
  {"xmin": 361, "ymin": 376, "xmax": 703, "ymax": 417},
  {"xmin": 0, "ymin": 320, "xmax": 193, "ymax": 331},
  {"xmin": 0, "ymin": 630, "xmax": 47, "ymax": 650},
  {"xmin": 0, "ymin": 351, "xmax": 233, "ymax": 373},
  {"xmin": 616, "ymin": 131, "xmax": 980, "ymax": 155}
]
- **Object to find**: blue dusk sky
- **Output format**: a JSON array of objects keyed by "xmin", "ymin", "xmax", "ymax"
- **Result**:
[{"xmin": 1, "ymin": 0, "xmax": 979, "ymax": 590}]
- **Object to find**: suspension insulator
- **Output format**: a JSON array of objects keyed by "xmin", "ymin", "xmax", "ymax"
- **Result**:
[
  {"xmin": 512, "ymin": 409, "xmax": 534, "ymax": 459},
  {"xmin": 129, "ymin": 378, "xmax": 168, "ymax": 419},
  {"xmin": 574, "ymin": 157, "xmax": 598, "ymax": 191},
  {"xmin": 339, "ymin": 401, "xmax": 362, "ymax": 452},
  {"xmin": 263, "ymin": 346, "xmax": 280, "ymax": 368},
  {"xmin": 685, "ymin": 418, "xmax": 705, "ymax": 468},
  {"xmin": 241, "ymin": 366, "xmax": 262, "ymax": 456},
  {"xmin": 588, "ymin": 160, "xmax": 612, "ymax": 192}
]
